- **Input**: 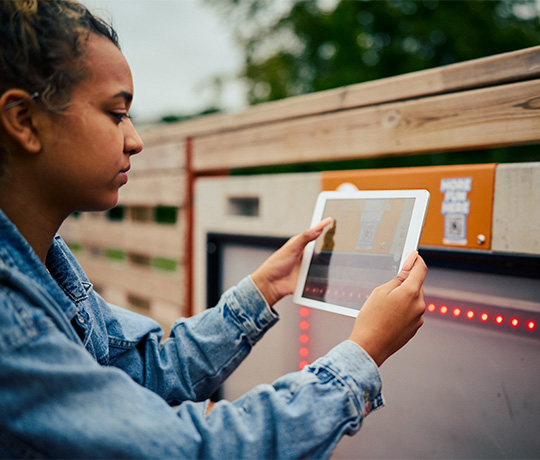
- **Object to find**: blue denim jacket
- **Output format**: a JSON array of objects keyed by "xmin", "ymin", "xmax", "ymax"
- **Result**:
[{"xmin": 0, "ymin": 209, "xmax": 383, "ymax": 459}]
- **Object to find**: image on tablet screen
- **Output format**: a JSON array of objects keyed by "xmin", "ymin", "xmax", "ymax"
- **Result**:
[{"xmin": 302, "ymin": 197, "xmax": 415, "ymax": 311}]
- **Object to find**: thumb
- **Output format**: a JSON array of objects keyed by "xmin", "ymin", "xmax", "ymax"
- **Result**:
[
  {"xmin": 397, "ymin": 250, "xmax": 419, "ymax": 282},
  {"xmin": 291, "ymin": 217, "xmax": 333, "ymax": 251},
  {"xmin": 383, "ymin": 251, "xmax": 421, "ymax": 292},
  {"xmin": 399, "ymin": 253, "xmax": 427, "ymax": 290}
]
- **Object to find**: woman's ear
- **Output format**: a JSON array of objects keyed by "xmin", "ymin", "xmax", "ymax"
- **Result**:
[{"xmin": 0, "ymin": 90, "xmax": 42, "ymax": 154}]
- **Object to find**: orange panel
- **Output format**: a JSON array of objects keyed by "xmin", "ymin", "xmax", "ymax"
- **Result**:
[{"xmin": 321, "ymin": 164, "xmax": 497, "ymax": 250}]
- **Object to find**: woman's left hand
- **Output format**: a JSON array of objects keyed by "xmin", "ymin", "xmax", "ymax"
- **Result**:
[{"xmin": 251, "ymin": 217, "xmax": 332, "ymax": 307}]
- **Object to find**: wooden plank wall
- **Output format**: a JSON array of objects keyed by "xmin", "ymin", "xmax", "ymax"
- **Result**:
[
  {"xmin": 59, "ymin": 46, "xmax": 540, "ymax": 325},
  {"xmin": 60, "ymin": 140, "xmax": 187, "ymax": 330},
  {"xmin": 141, "ymin": 46, "xmax": 540, "ymax": 172}
]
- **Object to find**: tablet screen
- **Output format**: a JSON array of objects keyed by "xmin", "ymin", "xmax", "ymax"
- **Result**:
[{"xmin": 297, "ymin": 193, "xmax": 427, "ymax": 315}]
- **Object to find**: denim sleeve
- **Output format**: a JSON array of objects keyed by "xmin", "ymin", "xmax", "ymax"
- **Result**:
[
  {"xmin": 1, "ymin": 328, "xmax": 382, "ymax": 459},
  {"xmin": 199, "ymin": 340, "xmax": 384, "ymax": 459},
  {"xmin": 107, "ymin": 276, "xmax": 280, "ymax": 403},
  {"xmin": 0, "ymin": 282, "xmax": 383, "ymax": 459}
]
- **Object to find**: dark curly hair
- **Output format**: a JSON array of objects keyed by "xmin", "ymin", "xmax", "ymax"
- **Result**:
[
  {"xmin": 0, "ymin": 0, "xmax": 119, "ymax": 175},
  {"xmin": 0, "ymin": 0, "xmax": 119, "ymax": 110}
]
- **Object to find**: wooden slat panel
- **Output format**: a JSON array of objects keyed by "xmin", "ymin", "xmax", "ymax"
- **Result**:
[
  {"xmin": 141, "ymin": 46, "xmax": 540, "ymax": 143},
  {"xmin": 118, "ymin": 173, "xmax": 185, "ymax": 206},
  {"xmin": 78, "ymin": 255, "xmax": 184, "ymax": 305},
  {"xmin": 130, "ymin": 140, "xmax": 185, "ymax": 171},
  {"xmin": 77, "ymin": 220, "xmax": 184, "ymax": 259},
  {"xmin": 192, "ymin": 79, "xmax": 540, "ymax": 171},
  {"xmin": 492, "ymin": 162, "xmax": 540, "ymax": 255},
  {"xmin": 149, "ymin": 299, "xmax": 184, "ymax": 328},
  {"xmin": 58, "ymin": 218, "xmax": 82, "ymax": 244}
]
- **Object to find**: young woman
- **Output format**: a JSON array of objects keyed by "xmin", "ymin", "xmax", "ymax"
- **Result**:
[{"xmin": 0, "ymin": 1, "xmax": 427, "ymax": 458}]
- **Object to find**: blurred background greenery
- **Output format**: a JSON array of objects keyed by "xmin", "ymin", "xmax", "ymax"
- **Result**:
[
  {"xmin": 167, "ymin": 0, "xmax": 540, "ymax": 171},
  {"xmin": 202, "ymin": 0, "xmax": 540, "ymax": 106}
]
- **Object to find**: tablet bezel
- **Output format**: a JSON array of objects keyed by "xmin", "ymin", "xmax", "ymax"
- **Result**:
[{"xmin": 293, "ymin": 189, "xmax": 430, "ymax": 317}]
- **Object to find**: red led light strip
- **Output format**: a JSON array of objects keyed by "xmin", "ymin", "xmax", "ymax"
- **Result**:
[
  {"xmin": 298, "ymin": 297, "xmax": 539, "ymax": 368},
  {"xmin": 425, "ymin": 296, "xmax": 540, "ymax": 339},
  {"xmin": 298, "ymin": 307, "xmax": 310, "ymax": 369}
]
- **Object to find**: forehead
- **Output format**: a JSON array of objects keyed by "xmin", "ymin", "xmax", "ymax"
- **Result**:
[{"xmin": 76, "ymin": 33, "xmax": 133, "ymax": 97}]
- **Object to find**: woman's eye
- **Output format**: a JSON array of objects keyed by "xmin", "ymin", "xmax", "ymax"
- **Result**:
[{"xmin": 110, "ymin": 112, "xmax": 130, "ymax": 123}]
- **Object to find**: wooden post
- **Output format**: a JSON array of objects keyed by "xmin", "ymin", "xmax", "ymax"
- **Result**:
[{"xmin": 184, "ymin": 137, "xmax": 194, "ymax": 317}]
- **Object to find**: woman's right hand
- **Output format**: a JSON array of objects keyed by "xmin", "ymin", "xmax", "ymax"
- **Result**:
[{"xmin": 348, "ymin": 252, "xmax": 427, "ymax": 367}]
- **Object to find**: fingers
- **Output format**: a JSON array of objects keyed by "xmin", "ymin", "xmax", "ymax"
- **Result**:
[
  {"xmin": 250, "ymin": 218, "xmax": 333, "ymax": 306},
  {"xmin": 292, "ymin": 217, "xmax": 333, "ymax": 250},
  {"xmin": 401, "ymin": 250, "xmax": 419, "ymax": 272},
  {"xmin": 309, "ymin": 217, "xmax": 333, "ymax": 238},
  {"xmin": 401, "ymin": 254, "xmax": 427, "ymax": 289},
  {"xmin": 382, "ymin": 252, "xmax": 427, "ymax": 293}
]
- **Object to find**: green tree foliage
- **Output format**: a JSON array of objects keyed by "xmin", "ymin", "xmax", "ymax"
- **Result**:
[{"xmin": 206, "ymin": 0, "xmax": 540, "ymax": 105}]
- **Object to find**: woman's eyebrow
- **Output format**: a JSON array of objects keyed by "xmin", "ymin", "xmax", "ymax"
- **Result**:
[{"xmin": 113, "ymin": 91, "xmax": 133, "ymax": 104}]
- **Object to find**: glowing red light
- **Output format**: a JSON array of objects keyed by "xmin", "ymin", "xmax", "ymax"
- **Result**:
[
  {"xmin": 299, "ymin": 347, "xmax": 309, "ymax": 358},
  {"xmin": 495, "ymin": 315, "xmax": 503, "ymax": 325},
  {"xmin": 453, "ymin": 308, "xmax": 461, "ymax": 317},
  {"xmin": 299, "ymin": 307, "xmax": 310, "ymax": 317},
  {"xmin": 466, "ymin": 310, "xmax": 474, "ymax": 320},
  {"xmin": 299, "ymin": 320, "xmax": 309, "ymax": 331},
  {"xmin": 299, "ymin": 333, "xmax": 309, "ymax": 344},
  {"xmin": 510, "ymin": 318, "xmax": 519, "ymax": 328},
  {"xmin": 299, "ymin": 360, "xmax": 309, "ymax": 370},
  {"xmin": 440, "ymin": 306, "xmax": 448, "ymax": 315},
  {"xmin": 481, "ymin": 313, "xmax": 489, "ymax": 322},
  {"xmin": 427, "ymin": 303, "xmax": 436, "ymax": 313},
  {"xmin": 527, "ymin": 321, "xmax": 536, "ymax": 331}
]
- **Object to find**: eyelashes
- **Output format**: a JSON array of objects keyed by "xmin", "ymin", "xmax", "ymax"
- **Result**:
[{"xmin": 110, "ymin": 112, "xmax": 131, "ymax": 123}]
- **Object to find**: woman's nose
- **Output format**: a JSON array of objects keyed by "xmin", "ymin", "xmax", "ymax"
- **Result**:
[{"xmin": 124, "ymin": 119, "xmax": 144, "ymax": 155}]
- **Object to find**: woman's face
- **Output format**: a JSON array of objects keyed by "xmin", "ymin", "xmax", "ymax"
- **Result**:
[{"xmin": 35, "ymin": 32, "xmax": 143, "ymax": 216}]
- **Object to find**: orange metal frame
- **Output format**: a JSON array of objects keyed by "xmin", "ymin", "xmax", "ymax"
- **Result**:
[{"xmin": 321, "ymin": 164, "xmax": 497, "ymax": 250}]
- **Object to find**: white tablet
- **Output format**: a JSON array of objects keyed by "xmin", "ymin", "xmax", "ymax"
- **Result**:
[{"xmin": 293, "ymin": 190, "xmax": 430, "ymax": 317}]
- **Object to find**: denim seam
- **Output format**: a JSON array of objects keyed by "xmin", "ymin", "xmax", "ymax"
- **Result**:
[
  {"xmin": 309, "ymin": 363, "xmax": 364, "ymax": 416},
  {"xmin": 108, "ymin": 337, "xmax": 138, "ymax": 349}
]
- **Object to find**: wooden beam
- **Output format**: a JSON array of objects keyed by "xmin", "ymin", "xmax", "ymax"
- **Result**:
[
  {"xmin": 130, "ymin": 140, "xmax": 185, "ymax": 171},
  {"xmin": 192, "ymin": 79, "xmax": 540, "ymax": 171},
  {"xmin": 141, "ymin": 46, "xmax": 540, "ymax": 144}
]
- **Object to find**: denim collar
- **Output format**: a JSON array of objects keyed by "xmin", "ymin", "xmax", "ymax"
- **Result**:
[{"xmin": 0, "ymin": 208, "xmax": 89, "ymax": 320}]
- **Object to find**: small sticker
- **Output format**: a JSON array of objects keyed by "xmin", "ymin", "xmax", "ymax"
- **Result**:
[
  {"xmin": 356, "ymin": 222, "xmax": 378, "ymax": 249},
  {"xmin": 440, "ymin": 177, "xmax": 472, "ymax": 245},
  {"xmin": 356, "ymin": 208, "xmax": 384, "ymax": 250}
]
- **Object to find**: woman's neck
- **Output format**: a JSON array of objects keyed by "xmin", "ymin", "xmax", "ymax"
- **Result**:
[{"xmin": 0, "ymin": 186, "xmax": 64, "ymax": 264}]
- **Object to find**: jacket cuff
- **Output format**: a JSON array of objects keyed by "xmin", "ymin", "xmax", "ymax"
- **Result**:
[
  {"xmin": 225, "ymin": 276, "xmax": 280, "ymax": 344},
  {"xmin": 308, "ymin": 340, "xmax": 384, "ymax": 416}
]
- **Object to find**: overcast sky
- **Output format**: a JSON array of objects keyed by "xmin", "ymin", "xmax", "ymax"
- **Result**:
[{"xmin": 82, "ymin": 0, "xmax": 246, "ymax": 123}]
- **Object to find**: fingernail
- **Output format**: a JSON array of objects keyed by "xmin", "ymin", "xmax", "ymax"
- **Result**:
[
  {"xmin": 314, "ymin": 217, "xmax": 332, "ymax": 230},
  {"xmin": 402, "ymin": 250, "xmax": 418, "ymax": 271}
]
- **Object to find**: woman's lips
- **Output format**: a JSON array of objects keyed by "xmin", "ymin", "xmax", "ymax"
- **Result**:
[{"xmin": 118, "ymin": 166, "xmax": 130, "ymax": 184}]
